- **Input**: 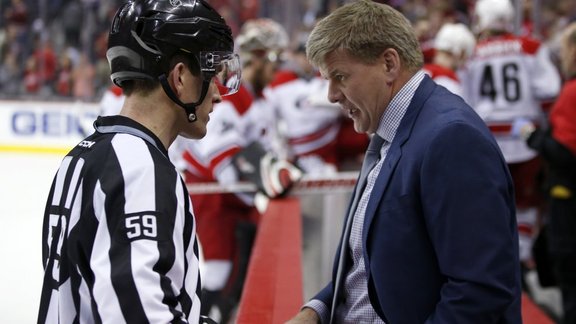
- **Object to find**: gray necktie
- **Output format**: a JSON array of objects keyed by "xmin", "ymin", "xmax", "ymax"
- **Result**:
[
  {"xmin": 330, "ymin": 134, "xmax": 385, "ymax": 323},
  {"xmin": 357, "ymin": 134, "xmax": 385, "ymax": 191}
]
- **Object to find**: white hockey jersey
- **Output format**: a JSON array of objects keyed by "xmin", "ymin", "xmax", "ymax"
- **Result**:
[
  {"xmin": 423, "ymin": 63, "xmax": 465, "ymax": 100},
  {"xmin": 99, "ymin": 85, "xmax": 125, "ymax": 116},
  {"xmin": 182, "ymin": 83, "xmax": 277, "ymax": 184},
  {"xmin": 265, "ymin": 70, "xmax": 342, "ymax": 174},
  {"xmin": 462, "ymin": 33, "xmax": 561, "ymax": 163}
]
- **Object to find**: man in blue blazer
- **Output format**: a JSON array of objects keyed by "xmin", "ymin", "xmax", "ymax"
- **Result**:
[{"xmin": 287, "ymin": 1, "xmax": 522, "ymax": 323}]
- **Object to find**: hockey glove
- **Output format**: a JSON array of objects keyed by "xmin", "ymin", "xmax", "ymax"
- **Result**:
[
  {"xmin": 232, "ymin": 142, "xmax": 303, "ymax": 198},
  {"xmin": 511, "ymin": 117, "xmax": 536, "ymax": 140}
]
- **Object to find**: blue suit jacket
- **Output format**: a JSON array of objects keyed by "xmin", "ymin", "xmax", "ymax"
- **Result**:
[{"xmin": 315, "ymin": 76, "xmax": 522, "ymax": 324}]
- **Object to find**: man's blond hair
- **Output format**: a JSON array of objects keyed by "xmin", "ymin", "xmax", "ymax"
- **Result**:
[
  {"xmin": 306, "ymin": 0, "xmax": 423, "ymax": 71},
  {"xmin": 564, "ymin": 22, "xmax": 576, "ymax": 45},
  {"xmin": 561, "ymin": 22, "xmax": 576, "ymax": 78}
]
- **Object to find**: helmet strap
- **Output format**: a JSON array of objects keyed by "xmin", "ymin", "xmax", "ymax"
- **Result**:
[{"xmin": 159, "ymin": 74, "xmax": 211, "ymax": 122}]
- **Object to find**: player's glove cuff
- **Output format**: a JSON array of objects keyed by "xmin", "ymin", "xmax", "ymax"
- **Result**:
[
  {"xmin": 232, "ymin": 142, "xmax": 303, "ymax": 198},
  {"xmin": 511, "ymin": 117, "xmax": 536, "ymax": 140},
  {"xmin": 258, "ymin": 153, "xmax": 303, "ymax": 198}
]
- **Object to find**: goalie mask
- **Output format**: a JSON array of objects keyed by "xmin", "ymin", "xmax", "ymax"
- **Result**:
[{"xmin": 107, "ymin": 0, "xmax": 241, "ymax": 122}]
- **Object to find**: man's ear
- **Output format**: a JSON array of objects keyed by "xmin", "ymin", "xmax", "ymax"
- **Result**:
[
  {"xmin": 169, "ymin": 62, "xmax": 187, "ymax": 97},
  {"xmin": 381, "ymin": 48, "xmax": 401, "ymax": 75}
]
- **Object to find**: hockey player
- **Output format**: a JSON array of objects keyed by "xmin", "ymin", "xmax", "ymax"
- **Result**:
[
  {"xmin": 423, "ymin": 22, "xmax": 476, "ymax": 100},
  {"xmin": 266, "ymin": 41, "xmax": 343, "ymax": 175},
  {"xmin": 99, "ymin": 84, "xmax": 125, "ymax": 116},
  {"xmin": 181, "ymin": 18, "xmax": 302, "ymax": 323},
  {"xmin": 462, "ymin": 0, "xmax": 561, "ymax": 278},
  {"xmin": 37, "ymin": 1, "xmax": 240, "ymax": 323}
]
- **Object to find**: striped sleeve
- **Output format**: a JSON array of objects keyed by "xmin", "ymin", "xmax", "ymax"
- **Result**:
[{"xmin": 38, "ymin": 155, "xmax": 86, "ymax": 324}]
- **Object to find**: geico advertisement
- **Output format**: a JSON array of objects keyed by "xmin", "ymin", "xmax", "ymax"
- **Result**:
[{"xmin": 0, "ymin": 101, "xmax": 100, "ymax": 153}]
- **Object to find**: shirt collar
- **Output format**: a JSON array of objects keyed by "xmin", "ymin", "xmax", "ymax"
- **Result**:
[
  {"xmin": 94, "ymin": 115, "xmax": 169, "ymax": 157},
  {"xmin": 376, "ymin": 70, "xmax": 425, "ymax": 143}
]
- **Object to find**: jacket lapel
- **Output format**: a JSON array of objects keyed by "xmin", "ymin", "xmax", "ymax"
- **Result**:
[{"xmin": 362, "ymin": 76, "xmax": 436, "ymax": 254}]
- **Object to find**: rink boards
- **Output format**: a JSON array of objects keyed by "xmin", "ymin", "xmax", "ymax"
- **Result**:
[{"xmin": 0, "ymin": 100, "xmax": 100, "ymax": 154}]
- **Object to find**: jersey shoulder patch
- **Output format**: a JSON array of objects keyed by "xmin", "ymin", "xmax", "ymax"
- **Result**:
[
  {"xmin": 109, "ymin": 85, "xmax": 123, "ymax": 97},
  {"xmin": 224, "ymin": 84, "xmax": 254, "ymax": 116},
  {"xmin": 269, "ymin": 70, "xmax": 299, "ymax": 88},
  {"xmin": 519, "ymin": 36, "xmax": 541, "ymax": 55},
  {"xmin": 423, "ymin": 64, "xmax": 459, "ymax": 82}
]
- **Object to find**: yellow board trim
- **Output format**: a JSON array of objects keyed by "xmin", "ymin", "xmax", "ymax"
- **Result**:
[
  {"xmin": 0, "ymin": 144, "xmax": 72, "ymax": 155},
  {"xmin": 550, "ymin": 185, "xmax": 572, "ymax": 199}
]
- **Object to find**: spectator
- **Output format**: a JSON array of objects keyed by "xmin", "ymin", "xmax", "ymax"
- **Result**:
[
  {"xmin": 54, "ymin": 53, "xmax": 73, "ymax": 97},
  {"xmin": 4, "ymin": 0, "xmax": 28, "ymax": 26},
  {"xmin": 72, "ymin": 53, "xmax": 95, "ymax": 100},
  {"xmin": 61, "ymin": 1, "xmax": 83, "ymax": 48},
  {"xmin": 22, "ymin": 55, "xmax": 40, "ymax": 94},
  {"xmin": 0, "ymin": 51, "xmax": 21, "ymax": 95},
  {"xmin": 4, "ymin": 0, "xmax": 29, "ymax": 58},
  {"xmin": 31, "ymin": 36, "xmax": 57, "ymax": 87}
]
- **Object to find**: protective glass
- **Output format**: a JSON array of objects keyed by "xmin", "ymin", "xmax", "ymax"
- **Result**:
[{"xmin": 199, "ymin": 51, "xmax": 241, "ymax": 96}]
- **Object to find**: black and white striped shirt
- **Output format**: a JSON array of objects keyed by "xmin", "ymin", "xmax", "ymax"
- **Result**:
[{"xmin": 38, "ymin": 115, "xmax": 202, "ymax": 324}]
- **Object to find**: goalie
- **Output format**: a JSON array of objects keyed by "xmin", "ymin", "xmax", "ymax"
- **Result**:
[{"xmin": 180, "ymin": 18, "xmax": 301, "ymax": 324}]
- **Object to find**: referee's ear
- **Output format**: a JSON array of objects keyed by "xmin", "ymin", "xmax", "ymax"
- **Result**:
[{"xmin": 169, "ymin": 62, "xmax": 189, "ymax": 99}]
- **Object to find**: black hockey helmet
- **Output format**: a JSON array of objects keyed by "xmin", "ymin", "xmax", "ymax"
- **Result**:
[{"xmin": 107, "ymin": 0, "xmax": 241, "ymax": 121}]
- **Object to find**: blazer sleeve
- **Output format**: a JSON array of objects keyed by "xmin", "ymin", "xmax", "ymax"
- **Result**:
[{"xmin": 420, "ymin": 121, "xmax": 520, "ymax": 323}]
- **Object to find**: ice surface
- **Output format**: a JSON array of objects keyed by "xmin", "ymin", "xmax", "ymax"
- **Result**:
[{"xmin": 0, "ymin": 152, "xmax": 62, "ymax": 323}]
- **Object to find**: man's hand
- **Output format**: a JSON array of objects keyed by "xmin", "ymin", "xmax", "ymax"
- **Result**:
[{"xmin": 285, "ymin": 308, "xmax": 320, "ymax": 324}]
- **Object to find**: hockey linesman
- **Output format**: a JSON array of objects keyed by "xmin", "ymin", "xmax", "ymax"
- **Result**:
[{"xmin": 37, "ymin": 1, "xmax": 240, "ymax": 323}]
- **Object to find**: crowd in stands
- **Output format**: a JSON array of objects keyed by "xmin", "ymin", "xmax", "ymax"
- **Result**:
[
  {"xmin": 0, "ymin": 0, "xmax": 124, "ymax": 100},
  {"xmin": 1, "ymin": 0, "xmax": 574, "ymax": 102},
  {"xmin": 0, "ymin": 0, "xmax": 269, "ymax": 101}
]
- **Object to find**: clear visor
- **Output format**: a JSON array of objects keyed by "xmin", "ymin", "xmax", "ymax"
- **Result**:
[
  {"xmin": 265, "ymin": 50, "xmax": 283, "ymax": 63},
  {"xmin": 199, "ymin": 51, "xmax": 241, "ymax": 96}
]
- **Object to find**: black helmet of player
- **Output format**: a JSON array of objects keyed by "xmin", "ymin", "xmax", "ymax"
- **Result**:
[{"xmin": 107, "ymin": 0, "xmax": 241, "ymax": 122}]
